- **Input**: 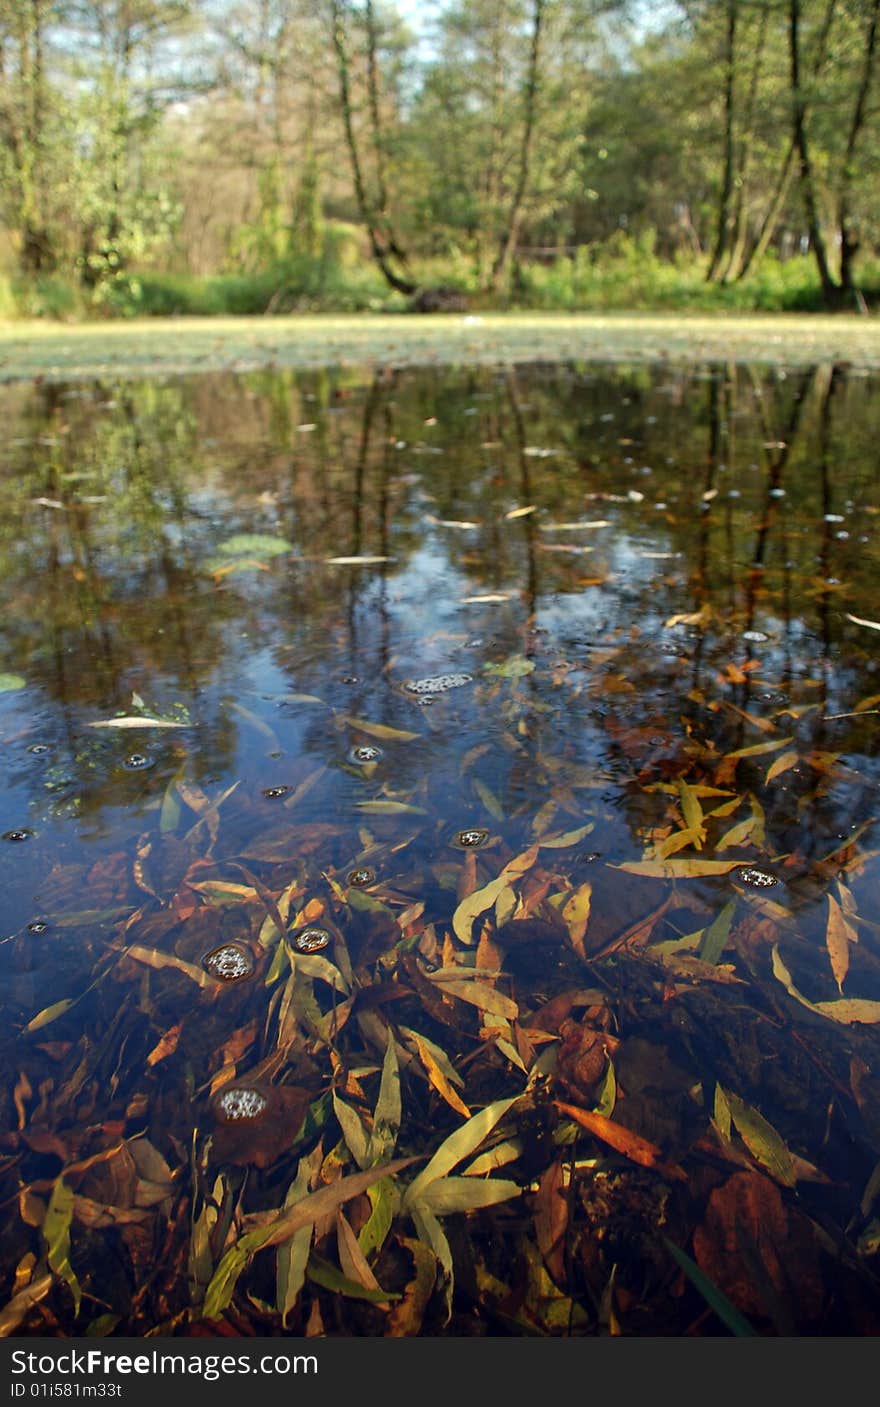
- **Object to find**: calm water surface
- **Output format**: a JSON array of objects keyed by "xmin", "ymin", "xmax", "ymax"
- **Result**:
[{"xmin": 2, "ymin": 360, "xmax": 880, "ymax": 1336}]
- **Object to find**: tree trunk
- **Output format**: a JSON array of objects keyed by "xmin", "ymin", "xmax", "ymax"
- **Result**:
[
  {"xmin": 789, "ymin": 0, "xmax": 838, "ymax": 305},
  {"xmin": 720, "ymin": 0, "xmax": 768, "ymax": 282},
  {"xmin": 329, "ymin": 0, "xmax": 415, "ymax": 296},
  {"xmin": 737, "ymin": 0, "xmax": 836, "ymax": 282},
  {"xmin": 706, "ymin": 0, "xmax": 738, "ymax": 283},
  {"xmin": 487, "ymin": 0, "xmax": 544, "ymax": 295},
  {"xmin": 837, "ymin": 0, "xmax": 879, "ymax": 301}
]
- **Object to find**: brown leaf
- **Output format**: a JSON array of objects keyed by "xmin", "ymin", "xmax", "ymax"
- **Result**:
[
  {"xmin": 554, "ymin": 1101, "xmax": 686, "ymax": 1180},
  {"xmin": 209, "ymin": 1084, "xmax": 316, "ymax": 1168},
  {"xmin": 693, "ymin": 1171, "xmax": 825, "ymax": 1327},
  {"xmin": 532, "ymin": 1159, "xmax": 569, "ymax": 1285},
  {"xmin": 146, "ymin": 1023, "xmax": 183, "ymax": 1068}
]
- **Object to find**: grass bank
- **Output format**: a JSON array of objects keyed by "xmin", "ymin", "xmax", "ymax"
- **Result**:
[{"xmin": 2, "ymin": 311, "xmax": 880, "ymax": 384}]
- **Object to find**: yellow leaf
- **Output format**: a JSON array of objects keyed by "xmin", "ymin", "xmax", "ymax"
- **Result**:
[
  {"xmin": 724, "ymin": 736, "xmax": 794, "ymax": 760},
  {"xmin": 431, "ymin": 978, "xmax": 518, "ymax": 1020},
  {"xmin": 826, "ymin": 894, "xmax": 857, "ymax": 993},
  {"xmin": 451, "ymin": 845, "xmax": 539, "ymax": 944},
  {"xmin": 765, "ymin": 750, "xmax": 798, "ymax": 784},
  {"xmin": 562, "ymin": 882, "xmax": 592, "ymax": 961},
  {"xmin": 337, "ymin": 717, "xmax": 421, "ymax": 742},
  {"xmin": 612, "ymin": 858, "xmax": 742, "ymax": 879},
  {"xmin": 23, "ymin": 998, "xmax": 76, "ymax": 1035},
  {"xmin": 714, "ymin": 816, "xmax": 758, "ymax": 852},
  {"xmin": 405, "ymin": 1029, "xmax": 470, "ymax": 1118},
  {"xmin": 126, "ymin": 944, "xmax": 212, "ymax": 987}
]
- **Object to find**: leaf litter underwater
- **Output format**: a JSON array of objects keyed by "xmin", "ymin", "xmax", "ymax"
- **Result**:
[{"xmin": 2, "ymin": 360, "xmax": 880, "ymax": 1336}]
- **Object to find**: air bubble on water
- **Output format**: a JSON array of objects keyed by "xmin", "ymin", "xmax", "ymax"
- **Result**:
[
  {"xmin": 348, "ymin": 744, "xmax": 384, "ymax": 764},
  {"xmin": 202, "ymin": 943, "xmax": 255, "ymax": 982},
  {"xmin": 216, "ymin": 1087, "xmax": 268, "ymax": 1121},
  {"xmin": 123, "ymin": 753, "xmax": 154, "ymax": 771},
  {"xmin": 402, "ymin": 674, "xmax": 473, "ymax": 695},
  {"xmin": 292, "ymin": 926, "xmax": 331, "ymax": 953}
]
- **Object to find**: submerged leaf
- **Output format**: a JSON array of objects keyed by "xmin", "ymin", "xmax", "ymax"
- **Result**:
[{"xmin": 43, "ymin": 1179, "xmax": 81, "ymax": 1315}]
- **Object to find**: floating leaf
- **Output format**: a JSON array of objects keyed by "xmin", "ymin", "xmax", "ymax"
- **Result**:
[
  {"xmin": 87, "ymin": 716, "xmax": 188, "ymax": 729},
  {"xmin": 325, "ymin": 555, "xmax": 394, "ymax": 565},
  {"xmin": 484, "ymin": 655, "xmax": 535, "ymax": 679},
  {"xmin": 826, "ymin": 894, "xmax": 857, "ymax": 993},
  {"xmin": 216, "ymin": 533, "xmax": 293, "ymax": 558},
  {"xmin": 505, "ymin": 505, "xmax": 536, "ymax": 519},
  {"xmin": 0, "ymin": 673, "xmax": 26, "ymax": 692},
  {"xmin": 612, "ymin": 858, "xmax": 742, "ymax": 879},
  {"xmin": 846, "ymin": 612, "xmax": 880, "ymax": 632}
]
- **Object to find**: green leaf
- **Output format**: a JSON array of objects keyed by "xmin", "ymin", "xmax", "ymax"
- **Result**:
[
  {"xmin": 410, "ymin": 1204, "xmax": 453, "ymax": 1325},
  {"xmin": 724, "ymin": 1090, "xmax": 797, "ymax": 1186},
  {"xmin": 43, "ymin": 1179, "xmax": 81, "ymax": 1316},
  {"xmin": 358, "ymin": 1178, "xmax": 395, "ymax": 1261},
  {"xmin": 484, "ymin": 654, "xmax": 535, "ymax": 679},
  {"xmin": 306, "ymin": 1253, "xmax": 401, "ymax": 1303},
  {"xmin": 216, "ymin": 533, "xmax": 294, "ymax": 559},
  {"xmin": 713, "ymin": 1083, "xmax": 732, "ymax": 1142},
  {"xmin": 203, "ymin": 1157, "xmax": 418, "ymax": 1318},
  {"xmin": 23, "ymin": 998, "xmax": 77, "ymax": 1034},
  {"xmin": 404, "ymin": 1096, "xmax": 518, "ymax": 1208},
  {"xmin": 699, "ymin": 900, "xmax": 736, "ymax": 965},
  {"xmin": 538, "ymin": 822, "xmax": 595, "ymax": 849},
  {"xmin": 663, "ymin": 1239, "xmax": 757, "ymax": 1336},
  {"xmin": 333, "ymin": 1092, "xmax": 372, "ymax": 1171},
  {"xmin": 368, "ymin": 1029, "xmax": 401, "ymax": 1164},
  {"xmin": 413, "ymin": 1176, "xmax": 522, "ymax": 1215},
  {"xmin": 0, "ymin": 673, "xmax": 26, "ymax": 692}
]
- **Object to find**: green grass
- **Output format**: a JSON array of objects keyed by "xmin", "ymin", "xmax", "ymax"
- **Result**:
[{"xmin": 3, "ymin": 311, "xmax": 880, "ymax": 383}]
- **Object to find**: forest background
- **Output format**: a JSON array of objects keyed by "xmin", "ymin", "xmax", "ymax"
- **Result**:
[{"xmin": 1, "ymin": 0, "xmax": 878, "ymax": 321}]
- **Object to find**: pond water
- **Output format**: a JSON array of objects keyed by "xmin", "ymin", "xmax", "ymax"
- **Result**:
[{"xmin": 2, "ymin": 359, "xmax": 880, "ymax": 1337}]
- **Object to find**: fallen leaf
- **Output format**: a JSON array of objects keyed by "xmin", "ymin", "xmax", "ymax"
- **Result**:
[{"xmin": 554, "ymin": 1101, "xmax": 686, "ymax": 1180}]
